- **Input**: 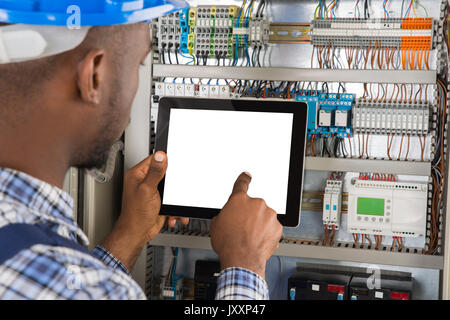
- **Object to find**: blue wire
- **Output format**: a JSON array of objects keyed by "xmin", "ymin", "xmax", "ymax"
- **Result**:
[
  {"xmin": 332, "ymin": 0, "xmax": 337, "ymax": 19},
  {"xmin": 404, "ymin": 0, "xmax": 412, "ymax": 18},
  {"xmin": 383, "ymin": 0, "xmax": 390, "ymax": 19},
  {"xmin": 234, "ymin": 35, "xmax": 239, "ymax": 66},
  {"xmin": 236, "ymin": 4, "xmax": 243, "ymax": 27},
  {"xmin": 178, "ymin": 47, "xmax": 194, "ymax": 64},
  {"xmin": 233, "ymin": 3, "xmax": 245, "ymax": 66},
  {"xmin": 171, "ymin": 248, "xmax": 179, "ymax": 296}
]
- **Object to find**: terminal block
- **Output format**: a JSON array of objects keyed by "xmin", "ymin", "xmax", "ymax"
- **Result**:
[
  {"xmin": 297, "ymin": 93, "xmax": 320, "ymax": 138},
  {"xmin": 179, "ymin": 7, "xmax": 190, "ymax": 54},
  {"xmin": 160, "ymin": 276, "xmax": 184, "ymax": 300},
  {"xmin": 297, "ymin": 92, "xmax": 354, "ymax": 138},
  {"xmin": 319, "ymin": 93, "xmax": 353, "ymax": 137},
  {"xmin": 233, "ymin": 17, "xmax": 270, "ymax": 47},
  {"xmin": 353, "ymin": 102, "xmax": 429, "ymax": 135},
  {"xmin": 157, "ymin": 5, "xmax": 269, "ymax": 59},
  {"xmin": 153, "ymin": 82, "xmax": 231, "ymax": 99},
  {"xmin": 311, "ymin": 18, "xmax": 437, "ymax": 49},
  {"xmin": 156, "ymin": 11, "xmax": 182, "ymax": 53},
  {"xmin": 193, "ymin": 5, "xmax": 238, "ymax": 58},
  {"xmin": 323, "ymin": 180, "xmax": 343, "ymax": 230}
]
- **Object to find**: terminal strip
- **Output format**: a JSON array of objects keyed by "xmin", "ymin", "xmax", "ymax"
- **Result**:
[
  {"xmin": 311, "ymin": 18, "xmax": 436, "ymax": 49},
  {"xmin": 353, "ymin": 101, "xmax": 429, "ymax": 135},
  {"xmin": 158, "ymin": 5, "xmax": 269, "ymax": 60},
  {"xmin": 191, "ymin": 5, "xmax": 237, "ymax": 58},
  {"xmin": 156, "ymin": 11, "xmax": 182, "ymax": 53}
]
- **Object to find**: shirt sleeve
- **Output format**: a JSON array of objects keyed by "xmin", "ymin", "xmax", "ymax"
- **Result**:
[
  {"xmin": 215, "ymin": 267, "xmax": 269, "ymax": 300},
  {"xmin": 92, "ymin": 245, "xmax": 130, "ymax": 275}
]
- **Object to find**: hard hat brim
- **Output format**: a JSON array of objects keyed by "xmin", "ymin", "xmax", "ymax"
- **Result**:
[{"xmin": 0, "ymin": 0, "xmax": 188, "ymax": 26}]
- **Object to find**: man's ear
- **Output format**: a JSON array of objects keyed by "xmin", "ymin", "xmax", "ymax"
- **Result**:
[{"xmin": 77, "ymin": 49, "xmax": 106, "ymax": 105}]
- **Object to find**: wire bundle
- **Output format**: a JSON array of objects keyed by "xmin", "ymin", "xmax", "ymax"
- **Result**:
[{"xmin": 424, "ymin": 79, "xmax": 447, "ymax": 255}]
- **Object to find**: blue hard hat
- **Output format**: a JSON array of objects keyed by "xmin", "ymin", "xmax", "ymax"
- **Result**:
[{"xmin": 0, "ymin": 0, "xmax": 189, "ymax": 26}]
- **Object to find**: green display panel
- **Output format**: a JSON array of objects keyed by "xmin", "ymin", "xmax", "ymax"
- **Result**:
[{"xmin": 357, "ymin": 197, "xmax": 385, "ymax": 216}]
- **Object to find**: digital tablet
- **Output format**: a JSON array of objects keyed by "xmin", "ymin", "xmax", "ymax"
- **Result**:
[{"xmin": 155, "ymin": 97, "xmax": 308, "ymax": 227}]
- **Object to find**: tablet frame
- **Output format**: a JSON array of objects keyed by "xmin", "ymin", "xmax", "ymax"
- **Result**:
[{"xmin": 155, "ymin": 97, "xmax": 308, "ymax": 227}]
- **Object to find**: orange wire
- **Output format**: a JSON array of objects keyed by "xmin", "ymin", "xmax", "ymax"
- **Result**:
[
  {"xmin": 405, "ymin": 134, "xmax": 410, "ymax": 161},
  {"xmin": 401, "ymin": 49, "xmax": 406, "ymax": 70},
  {"xmin": 408, "ymin": 49, "xmax": 415, "ymax": 70},
  {"xmin": 398, "ymin": 133, "xmax": 404, "ymax": 160},
  {"xmin": 417, "ymin": 49, "xmax": 423, "ymax": 70}
]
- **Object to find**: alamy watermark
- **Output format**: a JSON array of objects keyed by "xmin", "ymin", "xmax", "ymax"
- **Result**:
[
  {"xmin": 66, "ymin": 5, "xmax": 81, "ymax": 30},
  {"xmin": 366, "ymin": 265, "xmax": 381, "ymax": 290}
]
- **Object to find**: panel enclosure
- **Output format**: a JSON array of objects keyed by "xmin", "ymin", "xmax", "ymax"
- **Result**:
[{"xmin": 119, "ymin": 0, "xmax": 449, "ymax": 300}]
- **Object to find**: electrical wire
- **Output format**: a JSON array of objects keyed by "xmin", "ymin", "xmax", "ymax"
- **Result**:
[
  {"xmin": 424, "ymin": 78, "xmax": 447, "ymax": 255},
  {"xmin": 383, "ymin": 0, "xmax": 389, "ymax": 19},
  {"xmin": 364, "ymin": 0, "xmax": 370, "ymax": 19}
]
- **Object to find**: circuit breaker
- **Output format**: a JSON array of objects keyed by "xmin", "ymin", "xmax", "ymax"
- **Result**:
[{"xmin": 323, "ymin": 179, "xmax": 342, "ymax": 230}]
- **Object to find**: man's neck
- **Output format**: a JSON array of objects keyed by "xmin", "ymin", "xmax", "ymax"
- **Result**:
[{"xmin": 0, "ymin": 131, "xmax": 70, "ymax": 189}]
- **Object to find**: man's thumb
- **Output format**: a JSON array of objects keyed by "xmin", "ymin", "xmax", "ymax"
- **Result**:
[{"xmin": 143, "ymin": 151, "xmax": 168, "ymax": 189}]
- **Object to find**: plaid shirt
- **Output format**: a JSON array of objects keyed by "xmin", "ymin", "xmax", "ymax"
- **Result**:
[
  {"xmin": 215, "ymin": 267, "xmax": 268, "ymax": 300},
  {"xmin": 0, "ymin": 168, "xmax": 268, "ymax": 300}
]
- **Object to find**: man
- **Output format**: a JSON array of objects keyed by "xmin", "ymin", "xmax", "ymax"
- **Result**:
[{"xmin": 0, "ymin": 1, "xmax": 282, "ymax": 300}]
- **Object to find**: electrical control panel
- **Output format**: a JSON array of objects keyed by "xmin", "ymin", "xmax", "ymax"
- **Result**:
[
  {"xmin": 347, "ymin": 178, "xmax": 428, "ymax": 237},
  {"xmin": 120, "ymin": 0, "xmax": 450, "ymax": 300}
]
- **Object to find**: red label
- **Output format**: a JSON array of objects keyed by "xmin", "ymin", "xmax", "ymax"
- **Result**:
[
  {"xmin": 328, "ymin": 285, "xmax": 345, "ymax": 294},
  {"xmin": 390, "ymin": 291, "xmax": 410, "ymax": 300}
]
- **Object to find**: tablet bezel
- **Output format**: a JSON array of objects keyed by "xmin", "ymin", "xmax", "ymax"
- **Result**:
[{"xmin": 155, "ymin": 97, "xmax": 308, "ymax": 227}]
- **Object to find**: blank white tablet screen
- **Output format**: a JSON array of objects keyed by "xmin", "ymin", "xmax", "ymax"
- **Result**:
[{"xmin": 162, "ymin": 108, "xmax": 293, "ymax": 214}]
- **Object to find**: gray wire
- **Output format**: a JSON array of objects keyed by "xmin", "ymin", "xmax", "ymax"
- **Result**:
[
  {"xmin": 320, "ymin": 137, "xmax": 324, "ymax": 157},
  {"xmin": 333, "ymin": 46, "xmax": 344, "ymax": 69},
  {"xmin": 354, "ymin": 45, "xmax": 364, "ymax": 69},
  {"xmin": 393, "ymin": 45, "xmax": 401, "ymax": 70},
  {"xmin": 401, "ymin": 0, "xmax": 407, "ymax": 18}
]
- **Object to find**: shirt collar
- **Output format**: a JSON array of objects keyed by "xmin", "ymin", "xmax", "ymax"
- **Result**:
[{"xmin": 0, "ymin": 167, "xmax": 89, "ymax": 245}]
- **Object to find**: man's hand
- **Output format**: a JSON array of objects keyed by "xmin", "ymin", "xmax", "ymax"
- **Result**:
[
  {"xmin": 210, "ymin": 172, "xmax": 283, "ymax": 279},
  {"xmin": 101, "ymin": 151, "xmax": 188, "ymax": 270}
]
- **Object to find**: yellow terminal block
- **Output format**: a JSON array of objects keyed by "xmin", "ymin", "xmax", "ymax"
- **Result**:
[
  {"xmin": 229, "ymin": 5, "xmax": 237, "ymax": 18},
  {"xmin": 188, "ymin": 7, "xmax": 196, "ymax": 27},
  {"xmin": 187, "ymin": 33, "xmax": 195, "ymax": 55}
]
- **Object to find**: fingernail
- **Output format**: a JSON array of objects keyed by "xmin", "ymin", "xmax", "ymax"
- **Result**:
[
  {"xmin": 154, "ymin": 152, "xmax": 165, "ymax": 162},
  {"xmin": 244, "ymin": 171, "xmax": 252, "ymax": 178}
]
